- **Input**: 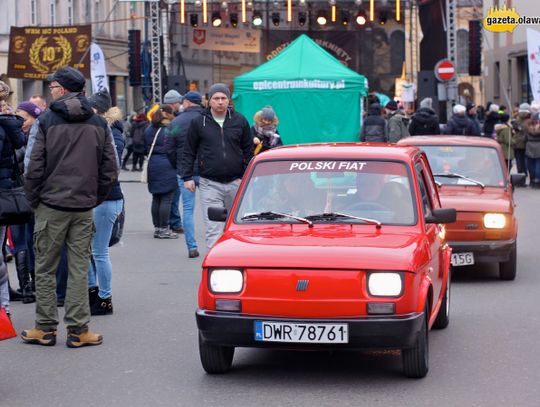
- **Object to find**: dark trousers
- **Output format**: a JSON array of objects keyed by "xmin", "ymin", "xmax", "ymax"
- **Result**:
[
  {"xmin": 151, "ymin": 191, "xmax": 175, "ymax": 228},
  {"xmin": 122, "ymin": 146, "xmax": 133, "ymax": 168},
  {"xmin": 515, "ymin": 149, "xmax": 527, "ymax": 176},
  {"xmin": 132, "ymin": 153, "xmax": 144, "ymax": 170}
]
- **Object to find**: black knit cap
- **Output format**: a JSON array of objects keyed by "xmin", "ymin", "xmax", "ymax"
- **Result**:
[
  {"xmin": 88, "ymin": 89, "xmax": 112, "ymax": 114},
  {"xmin": 48, "ymin": 67, "xmax": 86, "ymax": 92}
]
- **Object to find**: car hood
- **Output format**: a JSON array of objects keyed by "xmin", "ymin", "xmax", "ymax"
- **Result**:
[
  {"xmin": 204, "ymin": 226, "xmax": 429, "ymax": 270},
  {"xmin": 438, "ymin": 187, "xmax": 512, "ymax": 213}
]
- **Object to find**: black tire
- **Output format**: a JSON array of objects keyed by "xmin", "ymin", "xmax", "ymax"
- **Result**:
[
  {"xmin": 198, "ymin": 332, "xmax": 234, "ymax": 374},
  {"xmin": 402, "ymin": 304, "xmax": 429, "ymax": 378},
  {"xmin": 499, "ymin": 243, "xmax": 517, "ymax": 281},
  {"xmin": 433, "ymin": 268, "xmax": 451, "ymax": 329}
]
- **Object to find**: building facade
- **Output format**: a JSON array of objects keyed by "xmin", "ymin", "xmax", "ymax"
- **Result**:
[
  {"xmin": 483, "ymin": 0, "xmax": 536, "ymax": 106},
  {"xmin": 0, "ymin": 0, "xmax": 145, "ymax": 113}
]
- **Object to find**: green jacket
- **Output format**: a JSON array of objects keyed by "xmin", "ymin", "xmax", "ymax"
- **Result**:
[{"xmin": 495, "ymin": 123, "xmax": 514, "ymax": 161}]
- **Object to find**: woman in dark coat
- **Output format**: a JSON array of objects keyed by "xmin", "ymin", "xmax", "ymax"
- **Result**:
[
  {"xmin": 144, "ymin": 105, "xmax": 178, "ymax": 239},
  {"xmin": 0, "ymin": 81, "xmax": 26, "ymax": 316}
]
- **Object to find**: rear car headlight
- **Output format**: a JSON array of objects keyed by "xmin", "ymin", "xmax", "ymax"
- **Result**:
[
  {"xmin": 484, "ymin": 213, "xmax": 506, "ymax": 229},
  {"xmin": 367, "ymin": 272, "xmax": 403, "ymax": 297},
  {"xmin": 209, "ymin": 269, "xmax": 244, "ymax": 293}
]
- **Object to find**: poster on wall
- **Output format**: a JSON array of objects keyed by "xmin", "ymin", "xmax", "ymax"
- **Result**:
[
  {"xmin": 188, "ymin": 28, "xmax": 260, "ymax": 53},
  {"xmin": 7, "ymin": 25, "xmax": 91, "ymax": 79},
  {"xmin": 527, "ymin": 28, "xmax": 540, "ymax": 102}
]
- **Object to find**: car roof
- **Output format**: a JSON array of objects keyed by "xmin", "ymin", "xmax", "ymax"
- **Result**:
[
  {"xmin": 398, "ymin": 135, "xmax": 500, "ymax": 148},
  {"xmin": 253, "ymin": 143, "xmax": 422, "ymax": 163}
]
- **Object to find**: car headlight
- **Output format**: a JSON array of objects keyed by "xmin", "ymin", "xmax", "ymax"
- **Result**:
[
  {"xmin": 209, "ymin": 269, "xmax": 244, "ymax": 293},
  {"xmin": 484, "ymin": 213, "xmax": 506, "ymax": 229},
  {"xmin": 367, "ymin": 272, "xmax": 403, "ymax": 297}
]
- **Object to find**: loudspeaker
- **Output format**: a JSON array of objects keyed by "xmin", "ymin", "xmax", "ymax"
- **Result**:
[
  {"xmin": 163, "ymin": 75, "xmax": 187, "ymax": 95},
  {"xmin": 417, "ymin": 70, "xmax": 440, "ymax": 116},
  {"xmin": 468, "ymin": 20, "xmax": 482, "ymax": 76}
]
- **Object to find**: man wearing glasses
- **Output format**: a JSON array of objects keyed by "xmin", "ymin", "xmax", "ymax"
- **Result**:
[{"xmin": 21, "ymin": 67, "xmax": 118, "ymax": 348}]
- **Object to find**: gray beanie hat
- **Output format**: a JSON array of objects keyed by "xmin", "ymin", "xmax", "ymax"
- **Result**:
[
  {"xmin": 261, "ymin": 105, "xmax": 276, "ymax": 121},
  {"xmin": 163, "ymin": 89, "xmax": 183, "ymax": 104},
  {"xmin": 420, "ymin": 97, "xmax": 433, "ymax": 109},
  {"xmin": 88, "ymin": 89, "xmax": 112, "ymax": 114},
  {"xmin": 519, "ymin": 103, "xmax": 531, "ymax": 113},
  {"xmin": 208, "ymin": 83, "xmax": 231, "ymax": 99}
]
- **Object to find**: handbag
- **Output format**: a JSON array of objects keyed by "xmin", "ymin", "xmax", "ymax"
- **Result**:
[
  {"xmin": 109, "ymin": 205, "xmax": 125, "ymax": 247},
  {"xmin": 141, "ymin": 128, "xmax": 162, "ymax": 184},
  {"xmin": 0, "ymin": 308, "xmax": 17, "ymax": 341},
  {"xmin": 0, "ymin": 149, "xmax": 33, "ymax": 226}
]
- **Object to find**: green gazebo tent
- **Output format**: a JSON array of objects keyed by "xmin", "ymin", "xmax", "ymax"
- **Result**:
[{"xmin": 232, "ymin": 34, "xmax": 368, "ymax": 145}]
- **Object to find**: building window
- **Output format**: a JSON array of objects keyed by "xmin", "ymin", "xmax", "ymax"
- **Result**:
[
  {"xmin": 50, "ymin": 0, "xmax": 56, "ymax": 25},
  {"xmin": 67, "ymin": 0, "xmax": 73, "ymax": 24},
  {"xmin": 390, "ymin": 30, "xmax": 405, "ymax": 75},
  {"xmin": 30, "ymin": 0, "xmax": 38, "ymax": 25},
  {"xmin": 494, "ymin": 61, "xmax": 500, "ymax": 98},
  {"xmin": 456, "ymin": 29, "xmax": 469, "ymax": 74}
]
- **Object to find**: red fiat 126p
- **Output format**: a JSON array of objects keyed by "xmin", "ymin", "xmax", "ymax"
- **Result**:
[{"xmin": 196, "ymin": 144, "xmax": 456, "ymax": 378}]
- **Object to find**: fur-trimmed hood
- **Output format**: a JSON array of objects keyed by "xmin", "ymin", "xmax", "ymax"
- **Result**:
[{"xmin": 104, "ymin": 106, "xmax": 123, "ymax": 126}]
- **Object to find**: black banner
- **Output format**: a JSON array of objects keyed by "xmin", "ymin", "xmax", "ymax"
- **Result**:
[{"xmin": 262, "ymin": 29, "xmax": 405, "ymax": 96}]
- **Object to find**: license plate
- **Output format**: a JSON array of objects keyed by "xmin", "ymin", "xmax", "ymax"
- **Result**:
[
  {"xmin": 254, "ymin": 321, "xmax": 348, "ymax": 344},
  {"xmin": 451, "ymin": 252, "xmax": 475, "ymax": 266}
]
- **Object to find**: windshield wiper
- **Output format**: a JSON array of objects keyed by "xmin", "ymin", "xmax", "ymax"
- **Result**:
[
  {"xmin": 432, "ymin": 172, "xmax": 485, "ymax": 188},
  {"xmin": 241, "ymin": 211, "xmax": 313, "ymax": 227},
  {"xmin": 305, "ymin": 212, "xmax": 382, "ymax": 229}
]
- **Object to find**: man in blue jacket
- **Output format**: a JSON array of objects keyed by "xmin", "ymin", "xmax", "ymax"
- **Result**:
[
  {"xmin": 166, "ymin": 91, "xmax": 204, "ymax": 258},
  {"xmin": 182, "ymin": 84, "xmax": 253, "ymax": 249}
]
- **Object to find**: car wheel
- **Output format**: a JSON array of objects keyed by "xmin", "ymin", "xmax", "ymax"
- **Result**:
[
  {"xmin": 499, "ymin": 243, "xmax": 517, "ymax": 281},
  {"xmin": 198, "ymin": 332, "xmax": 235, "ymax": 374},
  {"xmin": 433, "ymin": 268, "xmax": 451, "ymax": 329},
  {"xmin": 402, "ymin": 304, "xmax": 429, "ymax": 378}
]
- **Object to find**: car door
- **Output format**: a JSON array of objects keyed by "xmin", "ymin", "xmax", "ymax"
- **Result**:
[{"xmin": 414, "ymin": 159, "xmax": 443, "ymax": 312}]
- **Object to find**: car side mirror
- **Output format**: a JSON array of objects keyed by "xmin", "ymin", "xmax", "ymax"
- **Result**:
[
  {"xmin": 425, "ymin": 208, "xmax": 456, "ymax": 224},
  {"xmin": 208, "ymin": 207, "xmax": 228, "ymax": 222},
  {"xmin": 510, "ymin": 174, "xmax": 526, "ymax": 187}
]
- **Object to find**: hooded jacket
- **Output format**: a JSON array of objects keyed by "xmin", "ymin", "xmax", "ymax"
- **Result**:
[
  {"xmin": 24, "ymin": 93, "xmax": 118, "ymax": 211},
  {"xmin": 360, "ymin": 104, "xmax": 388, "ymax": 142},
  {"xmin": 483, "ymin": 111, "xmax": 500, "ymax": 137},
  {"xmin": 182, "ymin": 108, "xmax": 253, "ymax": 183},
  {"xmin": 0, "ymin": 114, "xmax": 25, "ymax": 188},
  {"xmin": 443, "ymin": 114, "xmax": 479, "ymax": 136},
  {"xmin": 495, "ymin": 123, "xmax": 515, "ymax": 160},
  {"xmin": 386, "ymin": 109, "xmax": 410, "ymax": 143},
  {"xmin": 409, "ymin": 108, "xmax": 440, "ymax": 136}
]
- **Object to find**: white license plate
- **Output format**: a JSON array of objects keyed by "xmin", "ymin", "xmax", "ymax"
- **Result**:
[
  {"xmin": 254, "ymin": 321, "xmax": 348, "ymax": 344},
  {"xmin": 451, "ymin": 252, "xmax": 475, "ymax": 266}
]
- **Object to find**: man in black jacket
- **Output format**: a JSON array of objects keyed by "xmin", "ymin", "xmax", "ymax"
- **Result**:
[
  {"xmin": 182, "ymin": 83, "xmax": 252, "ymax": 248},
  {"xmin": 22, "ymin": 67, "xmax": 118, "ymax": 348},
  {"xmin": 409, "ymin": 97, "xmax": 441, "ymax": 136},
  {"xmin": 166, "ymin": 91, "xmax": 205, "ymax": 258}
]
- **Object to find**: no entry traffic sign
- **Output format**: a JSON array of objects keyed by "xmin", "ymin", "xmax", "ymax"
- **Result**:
[{"xmin": 434, "ymin": 59, "xmax": 456, "ymax": 82}]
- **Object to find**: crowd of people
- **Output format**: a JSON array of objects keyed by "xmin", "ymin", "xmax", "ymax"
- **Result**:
[
  {"xmin": 361, "ymin": 94, "xmax": 540, "ymax": 186},
  {"xmin": 3, "ymin": 63, "xmax": 539, "ymax": 347}
]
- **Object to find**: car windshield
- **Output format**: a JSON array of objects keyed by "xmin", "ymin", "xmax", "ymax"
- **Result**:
[
  {"xmin": 235, "ymin": 159, "xmax": 417, "ymax": 225},
  {"xmin": 421, "ymin": 145, "xmax": 505, "ymax": 187}
]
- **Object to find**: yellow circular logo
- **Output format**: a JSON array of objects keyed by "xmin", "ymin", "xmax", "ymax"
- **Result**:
[
  {"xmin": 11, "ymin": 36, "xmax": 27, "ymax": 54},
  {"xmin": 29, "ymin": 35, "xmax": 73, "ymax": 74}
]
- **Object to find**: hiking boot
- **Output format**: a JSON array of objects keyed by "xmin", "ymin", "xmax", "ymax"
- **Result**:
[
  {"xmin": 90, "ymin": 296, "xmax": 113, "ymax": 316},
  {"xmin": 157, "ymin": 228, "xmax": 179, "ymax": 239},
  {"xmin": 66, "ymin": 330, "xmax": 103, "ymax": 348},
  {"xmin": 188, "ymin": 249, "xmax": 200, "ymax": 258},
  {"xmin": 21, "ymin": 328, "xmax": 57, "ymax": 346}
]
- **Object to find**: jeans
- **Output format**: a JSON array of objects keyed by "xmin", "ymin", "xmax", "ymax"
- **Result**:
[
  {"xmin": 526, "ymin": 157, "xmax": 540, "ymax": 183},
  {"xmin": 180, "ymin": 175, "xmax": 199, "ymax": 251},
  {"xmin": 151, "ymin": 191, "xmax": 175, "ymax": 228},
  {"xmin": 88, "ymin": 199, "xmax": 123, "ymax": 299},
  {"xmin": 33, "ymin": 204, "xmax": 94, "ymax": 332},
  {"xmin": 10, "ymin": 220, "xmax": 34, "ymax": 256},
  {"xmin": 169, "ymin": 183, "xmax": 182, "ymax": 230},
  {"xmin": 199, "ymin": 177, "xmax": 241, "ymax": 249}
]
